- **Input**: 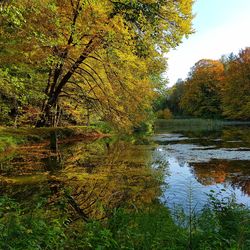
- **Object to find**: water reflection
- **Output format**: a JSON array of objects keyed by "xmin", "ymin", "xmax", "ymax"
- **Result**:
[
  {"xmin": 192, "ymin": 160, "xmax": 250, "ymax": 195},
  {"xmin": 153, "ymin": 121, "xmax": 250, "ymax": 211},
  {"xmin": 1, "ymin": 122, "xmax": 250, "ymax": 217},
  {"xmin": 0, "ymin": 138, "xmax": 163, "ymax": 221}
]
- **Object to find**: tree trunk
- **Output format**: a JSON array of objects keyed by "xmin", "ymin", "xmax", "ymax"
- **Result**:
[
  {"xmin": 36, "ymin": 37, "xmax": 101, "ymax": 127},
  {"xmin": 36, "ymin": 99, "xmax": 58, "ymax": 127}
]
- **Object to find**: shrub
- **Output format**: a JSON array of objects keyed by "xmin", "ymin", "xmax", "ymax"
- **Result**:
[{"xmin": 157, "ymin": 108, "xmax": 173, "ymax": 119}]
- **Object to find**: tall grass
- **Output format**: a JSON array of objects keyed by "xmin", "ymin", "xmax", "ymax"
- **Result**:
[
  {"xmin": 155, "ymin": 118, "xmax": 250, "ymax": 133},
  {"xmin": 155, "ymin": 119, "xmax": 226, "ymax": 132}
]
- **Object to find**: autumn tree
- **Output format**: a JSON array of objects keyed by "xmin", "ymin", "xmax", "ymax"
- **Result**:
[
  {"xmin": 180, "ymin": 59, "xmax": 224, "ymax": 118},
  {"xmin": 222, "ymin": 47, "xmax": 250, "ymax": 120},
  {"xmin": 167, "ymin": 79, "xmax": 186, "ymax": 116},
  {"xmin": 0, "ymin": 0, "xmax": 194, "ymax": 128},
  {"xmin": 166, "ymin": 49, "xmax": 250, "ymax": 121},
  {"xmin": 0, "ymin": 2, "xmax": 47, "ymax": 125}
]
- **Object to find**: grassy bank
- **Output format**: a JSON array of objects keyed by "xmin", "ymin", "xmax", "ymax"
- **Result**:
[
  {"xmin": 0, "ymin": 126, "xmax": 105, "ymax": 153},
  {"xmin": 1, "ymin": 193, "xmax": 249, "ymax": 250},
  {"xmin": 154, "ymin": 118, "xmax": 250, "ymax": 132}
]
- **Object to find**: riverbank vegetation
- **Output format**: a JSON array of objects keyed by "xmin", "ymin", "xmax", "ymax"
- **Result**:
[
  {"xmin": 154, "ymin": 119, "xmax": 250, "ymax": 134},
  {"xmin": 1, "ymin": 192, "xmax": 249, "ymax": 250},
  {"xmin": 0, "ymin": 126, "xmax": 103, "ymax": 153},
  {"xmin": 155, "ymin": 118, "xmax": 226, "ymax": 132}
]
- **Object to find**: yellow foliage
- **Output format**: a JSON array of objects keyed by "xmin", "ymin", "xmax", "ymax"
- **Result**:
[
  {"xmin": 0, "ymin": 0, "xmax": 194, "ymax": 128},
  {"xmin": 157, "ymin": 109, "xmax": 173, "ymax": 119}
]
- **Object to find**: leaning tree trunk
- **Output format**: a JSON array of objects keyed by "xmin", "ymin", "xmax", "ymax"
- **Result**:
[
  {"xmin": 36, "ymin": 99, "xmax": 62, "ymax": 127},
  {"xmin": 36, "ymin": 95, "xmax": 59, "ymax": 127},
  {"xmin": 36, "ymin": 36, "xmax": 101, "ymax": 127}
]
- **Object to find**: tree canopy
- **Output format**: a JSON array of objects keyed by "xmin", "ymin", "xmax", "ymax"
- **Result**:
[
  {"xmin": 165, "ymin": 48, "xmax": 250, "ymax": 121},
  {"xmin": 180, "ymin": 59, "xmax": 224, "ymax": 118},
  {"xmin": 0, "ymin": 0, "xmax": 194, "ymax": 129},
  {"xmin": 222, "ymin": 48, "xmax": 250, "ymax": 120}
]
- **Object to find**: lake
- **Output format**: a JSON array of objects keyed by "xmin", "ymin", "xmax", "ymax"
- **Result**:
[
  {"xmin": 154, "ymin": 119, "xmax": 250, "ymax": 212},
  {"xmin": 1, "ymin": 120, "xmax": 250, "ymax": 219}
]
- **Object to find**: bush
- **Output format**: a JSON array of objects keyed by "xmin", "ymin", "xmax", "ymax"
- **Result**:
[
  {"xmin": 190, "ymin": 191, "xmax": 250, "ymax": 250},
  {"xmin": 157, "ymin": 108, "xmax": 173, "ymax": 119},
  {"xmin": 0, "ymin": 197, "xmax": 66, "ymax": 250}
]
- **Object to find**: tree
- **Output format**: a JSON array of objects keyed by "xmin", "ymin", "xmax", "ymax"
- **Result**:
[
  {"xmin": 167, "ymin": 79, "xmax": 186, "ymax": 116},
  {"xmin": 0, "ymin": 1, "xmax": 47, "ymax": 126},
  {"xmin": 222, "ymin": 47, "xmax": 250, "ymax": 120},
  {"xmin": 180, "ymin": 59, "xmax": 224, "ymax": 118},
  {"xmin": 1, "ymin": 0, "xmax": 194, "ymax": 128}
]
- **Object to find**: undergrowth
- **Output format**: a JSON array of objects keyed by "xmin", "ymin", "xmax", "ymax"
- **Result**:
[{"xmin": 0, "ymin": 191, "xmax": 249, "ymax": 250}]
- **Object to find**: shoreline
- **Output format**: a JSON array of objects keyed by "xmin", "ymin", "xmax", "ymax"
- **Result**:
[{"xmin": 0, "ymin": 126, "xmax": 107, "ymax": 153}]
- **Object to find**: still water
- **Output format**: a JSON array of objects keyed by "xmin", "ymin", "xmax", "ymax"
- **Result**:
[
  {"xmin": 1, "ymin": 121, "xmax": 250, "ymax": 218},
  {"xmin": 154, "ymin": 120, "xmax": 250, "ymax": 212}
]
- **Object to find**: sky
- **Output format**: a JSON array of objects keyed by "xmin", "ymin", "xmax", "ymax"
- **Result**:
[{"xmin": 166, "ymin": 0, "xmax": 250, "ymax": 86}]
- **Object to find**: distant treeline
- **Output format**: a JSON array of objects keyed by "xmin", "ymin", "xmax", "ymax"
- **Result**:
[{"xmin": 157, "ymin": 47, "xmax": 250, "ymax": 120}]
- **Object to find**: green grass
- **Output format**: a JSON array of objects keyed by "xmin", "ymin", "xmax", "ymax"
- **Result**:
[
  {"xmin": 1, "ymin": 194, "xmax": 249, "ymax": 250},
  {"xmin": 155, "ymin": 118, "xmax": 234, "ymax": 132},
  {"xmin": 0, "ymin": 135, "xmax": 21, "ymax": 153}
]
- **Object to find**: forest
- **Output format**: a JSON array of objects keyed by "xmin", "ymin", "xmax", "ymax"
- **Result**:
[
  {"xmin": 158, "ymin": 47, "xmax": 250, "ymax": 120},
  {"xmin": 1, "ymin": 1, "xmax": 249, "ymax": 130}
]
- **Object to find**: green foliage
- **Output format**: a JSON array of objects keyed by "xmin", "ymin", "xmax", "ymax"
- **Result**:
[
  {"xmin": 0, "ymin": 196, "xmax": 66, "ymax": 250},
  {"xmin": 68, "ymin": 221, "xmax": 119, "ymax": 250},
  {"xmin": 133, "ymin": 119, "xmax": 154, "ymax": 134},
  {"xmin": 167, "ymin": 80, "xmax": 186, "ymax": 116},
  {"xmin": 91, "ymin": 121, "xmax": 114, "ymax": 134},
  {"xmin": 0, "ymin": 194, "xmax": 250, "ymax": 250},
  {"xmin": 191, "ymin": 191, "xmax": 250, "ymax": 250},
  {"xmin": 106, "ymin": 207, "xmax": 187, "ymax": 250},
  {"xmin": 0, "ymin": 65, "xmax": 46, "ymax": 126},
  {"xmin": 1, "ymin": 196, "xmax": 184, "ymax": 250},
  {"xmin": 0, "ymin": 135, "xmax": 21, "ymax": 153}
]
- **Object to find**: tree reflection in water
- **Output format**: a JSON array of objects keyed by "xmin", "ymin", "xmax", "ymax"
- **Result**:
[
  {"xmin": 191, "ymin": 160, "xmax": 250, "ymax": 195},
  {"xmin": 0, "ymin": 137, "xmax": 164, "ymax": 222}
]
